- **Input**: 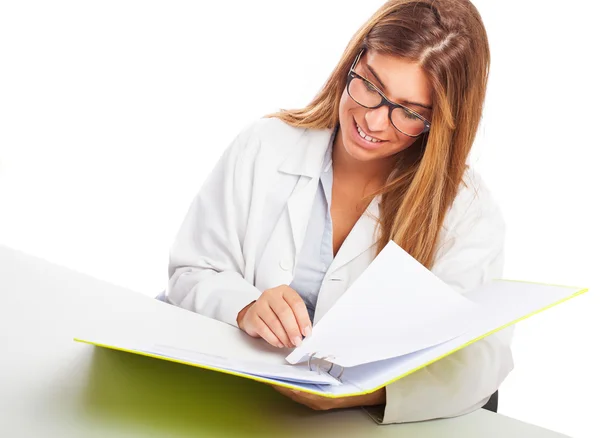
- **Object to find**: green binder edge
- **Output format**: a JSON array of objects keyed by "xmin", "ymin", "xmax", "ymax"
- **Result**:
[{"xmin": 74, "ymin": 279, "xmax": 590, "ymax": 398}]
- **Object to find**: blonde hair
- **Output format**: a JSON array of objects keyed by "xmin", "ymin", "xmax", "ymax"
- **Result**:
[{"xmin": 265, "ymin": 0, "xmax": 490, "ymax": 269}]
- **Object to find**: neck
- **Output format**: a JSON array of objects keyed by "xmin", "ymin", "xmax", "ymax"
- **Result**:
[{"xmin": 332, "ymin": 129, "xmax": 395, "ymax": 192}]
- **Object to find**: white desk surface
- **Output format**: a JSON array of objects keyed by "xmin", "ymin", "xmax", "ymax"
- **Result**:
[{"xmin": 0, "ymin": 245, "xmax": 570, "ymax": 437}]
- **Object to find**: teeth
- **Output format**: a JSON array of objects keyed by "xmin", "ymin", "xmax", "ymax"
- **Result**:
[{"xmin": 356, "ymin": 123, "xmax": 381, "ymax": 143}]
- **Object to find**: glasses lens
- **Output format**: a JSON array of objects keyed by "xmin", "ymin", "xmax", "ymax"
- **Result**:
[
  {"xmin": 348, "ymin": 76, "xmax": 382, "ymax": 108},
  {"xmin": 349, "ymin": 76, "xmax": 426, "ymax": 136},
  {"xmin": 391, "ymin": 107, "xmax": 426, "ymax": 136}
]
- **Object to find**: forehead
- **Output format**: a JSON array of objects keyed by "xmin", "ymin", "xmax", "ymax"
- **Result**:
[{"xmin": 359, "ymin": 51, "xmax": 433, "ymax": 108}]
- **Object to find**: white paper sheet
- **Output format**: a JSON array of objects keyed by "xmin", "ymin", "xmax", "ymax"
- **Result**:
[
  {"xmin": 143, "ymin": 343, "xmax": 341, "ymax": 385},
  {"xmin": 286, "ymin": 241, "xmax": 479, "ymax": 367}
]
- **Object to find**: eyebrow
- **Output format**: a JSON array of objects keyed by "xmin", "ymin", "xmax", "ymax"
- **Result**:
[{"xmin": 365, "ymin": 63, "xmax": 433, "ymax": 110}]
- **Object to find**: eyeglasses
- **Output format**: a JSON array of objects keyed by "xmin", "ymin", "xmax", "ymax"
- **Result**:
[{"xmin": 346, "ymin": 49, "xmax": 431, "ymax": 138}]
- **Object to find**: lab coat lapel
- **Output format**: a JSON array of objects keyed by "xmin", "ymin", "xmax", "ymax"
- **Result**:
[
  {"xmin": 312, "ymin": 196, "xmax": 381, "ymax": 324},
  {"xmin": 286, "ymin": 176, "xmax": 320, "ymax": 257},
  {"xmin": 278, "ymin": 127, "xmax": 333, "ymax": 258},
  {"xmin": 256, "ymin": 126, "xmax": 334, "ymax": 293},
  {"xmin": 328, "ymin": 195, "xmax": 381, "ymax": 275}
]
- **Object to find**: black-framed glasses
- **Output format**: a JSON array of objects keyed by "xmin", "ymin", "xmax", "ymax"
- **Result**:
[{"xmin": 346, "ymin": 49, "xmax": 431, "ymax": 138}]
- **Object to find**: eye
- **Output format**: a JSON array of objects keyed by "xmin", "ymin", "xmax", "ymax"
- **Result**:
[
  {"xmin": 365, "ymin": 80, "xmax": 378, "ymax": 92},
  {"xmin": 402, "ymin": 108, "xmax": 420, "ymax": 120}
]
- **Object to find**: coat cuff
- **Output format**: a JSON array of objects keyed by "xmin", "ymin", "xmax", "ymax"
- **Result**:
[
  {"xmin": 381, "ymin": 382, "xmax": 407, "ymax": 423},
  {"xmin": 360, "ymin": 385, "xmax": 405, "ymax": 424},
  {"xmin": 363, "ymin": 386, "xmax": 488, "ymax": 425}
]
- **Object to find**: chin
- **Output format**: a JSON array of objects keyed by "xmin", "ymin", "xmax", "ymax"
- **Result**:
[
  {"xmin": 339, "ymin": 118, "xmax": 390, "ymax": 162},
  {"xmin": 343, "ymin": 139, "xmax": 379, "ymax": 162}
]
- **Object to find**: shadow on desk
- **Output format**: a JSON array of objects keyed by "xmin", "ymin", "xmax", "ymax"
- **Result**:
[
  {"xmin": 78, "ymin": 347, "xmax": 350, "ymax": 437},
  {"xmin": 77, "ymin": 344, "xmax": 500, "ymax": 437}
]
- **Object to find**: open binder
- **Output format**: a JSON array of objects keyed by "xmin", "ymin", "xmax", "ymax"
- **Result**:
[{"xmin": 75, "ymin": 241, "xmax": 589, "ymax": 398}]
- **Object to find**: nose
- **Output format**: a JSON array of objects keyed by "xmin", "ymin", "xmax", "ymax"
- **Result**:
[{"xmin": 364, "ymin": 106, "xmax": 390, "ymax": 133}]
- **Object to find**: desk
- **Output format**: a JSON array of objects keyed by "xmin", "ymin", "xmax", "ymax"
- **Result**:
[{"xmin": 0, "ymin": 245, "xmax": 570, "ymax": 437}]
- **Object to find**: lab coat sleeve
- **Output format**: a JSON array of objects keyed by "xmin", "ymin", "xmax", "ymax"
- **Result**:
[
  {"xmin": 166, "ymin": 125, "xmax": 263, "ymax": 328},
  {"xmin": 376, "ymin": 171, "xmax": 515, "ymax": 424}
]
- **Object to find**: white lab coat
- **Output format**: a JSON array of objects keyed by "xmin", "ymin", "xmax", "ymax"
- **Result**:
[{"xmin": 167, "ymin": 117, "xmax": 514, "ymax": 424}]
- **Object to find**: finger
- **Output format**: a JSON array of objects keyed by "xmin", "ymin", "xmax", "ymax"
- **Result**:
[
  {"xmin": 272, "ymin": 385, "xmax": 296, "ymax": 395},
  {"xmin": 256, "ymin": 305, "xmax": 293, "ymax": 348},
  {"xmin": 272, "ymin": 387, "xmax": 323, "ymax": 410},
  {"xmin": 282, "ymin": 288, "xmax": 312, "ymax": 338},
  {"xmin": 269, "ymin": 298, "xmax": 303, "ymax": 347},
  {"xmin": 272, "ymin": 385, "xmax": 303, "ymax": 403},
  {"xmin": 252, "ymin": 317, "xmax": 285, "ymax": 348}
]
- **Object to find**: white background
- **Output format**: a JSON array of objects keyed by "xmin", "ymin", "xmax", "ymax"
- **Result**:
[{"xmin": 1, "ymin": 1, "xmax": 599, "ymax": 436}]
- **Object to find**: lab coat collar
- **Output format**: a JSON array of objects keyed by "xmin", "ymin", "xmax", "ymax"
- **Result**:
[{"xmin": 278, "ymin": 126, "xmax": 337, "ymax": 178}]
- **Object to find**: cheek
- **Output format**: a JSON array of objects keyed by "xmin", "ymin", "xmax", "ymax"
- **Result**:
[
  {"xmin": 388, "ymin": 136, "xmax": 419, "ymax": 154},
  {"xmin": 338, "ymin": 91, "xmax": 355, "ymax": 120},
  {"xmin": 366, "ymin": 135, "xmax": 420, "ymax": 163}
]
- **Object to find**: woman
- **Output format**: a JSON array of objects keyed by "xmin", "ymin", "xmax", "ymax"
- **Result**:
[{"xmin": 166, "ymin": 0, "xmax": 514, "ymax": 424}]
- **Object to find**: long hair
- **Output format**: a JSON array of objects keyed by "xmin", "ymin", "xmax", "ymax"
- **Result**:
[{"xmin": 265, "ymin": 0, "xmax": 490, "ymax": 269}]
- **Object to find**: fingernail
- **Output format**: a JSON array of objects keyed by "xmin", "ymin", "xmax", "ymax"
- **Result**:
[
  {"xmin": 293, "ymin": 336, "xmax": 302, "ymax": 347},
  {"xmin": 277, "ymin": 342, "xmax": 285, "ymax": 348},
  {"xmin": 303, "ymin": 326, "xmax": 312, "ymax": 337}
]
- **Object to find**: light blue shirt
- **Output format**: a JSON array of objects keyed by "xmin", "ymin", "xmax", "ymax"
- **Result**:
[{"xmin": 288, "ymin": 129, "xmax": 336, "ymax": 323}]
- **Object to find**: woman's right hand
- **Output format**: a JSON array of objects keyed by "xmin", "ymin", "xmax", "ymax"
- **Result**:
[{"xmin": 236, "ymin": 285, "xmax": 312, "ymax": 349}]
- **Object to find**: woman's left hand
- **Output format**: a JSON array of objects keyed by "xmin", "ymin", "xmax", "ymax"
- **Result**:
[{"xmin": 271, "ymin": 385, "xmax": 385, "ymax": 411}]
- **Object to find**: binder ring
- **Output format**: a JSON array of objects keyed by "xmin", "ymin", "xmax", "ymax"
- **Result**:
[
  {"xmin": 307, "ymin": 352, "xmax": 344, "ymax": 383},
  {"xmin": 307, "ymin": 352, "xmax": 318, "ymax": 373}
]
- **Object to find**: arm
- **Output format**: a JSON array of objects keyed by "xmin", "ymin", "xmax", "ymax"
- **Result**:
[
  {"xmin": 166, "ymin": 125, "xmax": 263, "ymax": 328},
  {"xmin": 376, "ymin": 172, "xmax": 515, "ymax": 424}
]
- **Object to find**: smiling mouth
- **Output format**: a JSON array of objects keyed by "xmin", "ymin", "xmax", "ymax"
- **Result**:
[{"xmin": 355, "ymin": 120, "xmax": 385, "ymax": 143}]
